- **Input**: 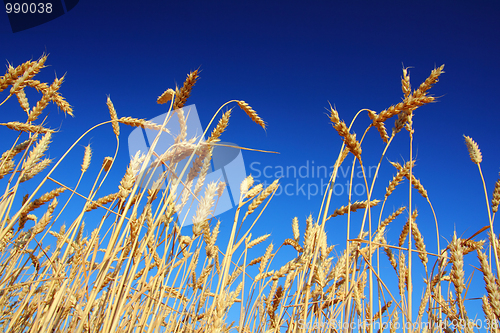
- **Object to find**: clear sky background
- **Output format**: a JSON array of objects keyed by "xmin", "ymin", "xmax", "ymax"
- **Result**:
[{"xmin": 2, "ymin": 0, "xmax": 500, "ymax": 323}]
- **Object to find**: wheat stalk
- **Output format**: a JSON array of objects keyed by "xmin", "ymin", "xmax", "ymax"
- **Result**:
[
  {"xmin": 106, "ymin": 96, "xmax": 120, "ymax": 136},
  {"xmin": 237, "ymin": 101, "xmax": 266, "ymax": 130},
  {"xmin": 174, "ymin": 70, "xmax": 199, "ymax": 109}
]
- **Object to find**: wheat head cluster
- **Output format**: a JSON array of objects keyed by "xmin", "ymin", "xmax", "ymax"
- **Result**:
[{"xmin": 0, "ymin": 55, "xmax": 499, "ymax": 333}]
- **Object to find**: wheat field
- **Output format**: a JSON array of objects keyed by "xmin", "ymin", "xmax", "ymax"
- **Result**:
[{"xmin": 0, "ymin": 55, "xmax": 499, "ymax": 333}]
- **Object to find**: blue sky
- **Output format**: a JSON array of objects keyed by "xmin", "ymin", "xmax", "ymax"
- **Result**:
[{"xmin": 2, "ymin": 0, "xmax": 500, "ymax": 323}]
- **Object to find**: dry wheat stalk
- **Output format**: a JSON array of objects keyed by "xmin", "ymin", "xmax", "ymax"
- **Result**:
[
  {"xmin": 84, "ymin": 192, "xmax": 120, "ymax": 212},
  {"xmin": 398, "ymin": 209, "xmax": 418, "ymax": 247},
  {"xmin": 390, "ymin": 308, "xmax": 398, "ymax": 333},
  {"xmin": 386, "ymin": 160, "xmax": 414, "ymax": 198},
  {"xmin": 402, "ymin": 67, "xmax": 411, "ymax": 99},
  {"xmin": 463, "ymin": 135, "xmax": 482, "ymax": 164},
  {"xmin": 292, "ymin": 217, "xmax": 300, "ymax": 243},
  {"xmin": 25, "ymin": 79, "xmax": 73, "ymax": 116},
  {"xmin": 259, "ymin": 243, "xmax": 274, "ymax": 274},
  {"xmin": 327, "ymin": 199, "xmax": 380, "ymax": 220},
  {"xmin": 477, "ymin": 249, "xmax": 500, "ymax": 320},
  {"xmin": 118, "ymin": 116, "xmax": 171, "ymax": 134},
  {"xmin": 20, "ymin": 158, "xmax": 52, "ymax": 182},
  {"xmin": 240, "ymin": 175, "xmax": 254, "ymax": 198},
  {"xmin": 193, "ymin": 147, "xmax": 213, "ymax": 197},
  {"xmin": 174, "ymin": 70, "xmax": 199, "ymax": 109},
  {"xmin": 237, "ymin": 101, "xmax": 266, "ymax": 130},
  {"xmin": 32, "ymin": 198, "xmax": 58, "ymax": 235},
  {"xmin": 106, "ymin": 96, "xmax": 120, "ymax": 137},
  {"xmin": 373, "ymin": 94, "xmax": 435, "ymax": 125},
  {"xmin": 0, "ymin": 122, "xmax": 54, "ymax": 134},
  {"xmin": 15, "ymin": 89, "xmax": 29, "ymax": 114},
  {"xmin": 330, "ymin": 106, "xmax": 362, "ymax": 159},
  {"xmin": 247, "ymin": 234, "xmax": 271, "ymax": 249},
  {"xmin": 368, "ymin": 109, "xmax": 390, "ymax": 143},
  {"xmin": 174, "ymin": 107, "xmax": 187, "ymax": 144},
  {"xmin": 413, "ymin": 65, "xmax": 445, "ymax": 98},
  {"xmin": 118, "ymin": 151, "xmax": 145, "ymax": 200},
  {"xmin": 19, "ymin": 187, "xmax": 66, "ymax": 219},
  {"xmin": 407, "ymin": 210, "xmax": 428, "ymax": 267},
  {"xmin": 282, "ymin": 239, "xmax": 303, "ymax": 253},
  {"xmin": 492, "ymin": 173, "xmax": 500, "ymax": 213},
  {"xmin": 375, "ymin": 206, "xmax": 405, "ymax": 239},
  {"xmin": 9, "ymin": 55, "xmax": 47, "ymax": 95},
  {"xmin": 81, "ymin": 145, "xmax": 92, "ymax": 173},
  {"xmin": 157, "ymin": 88, "xmax": 175, "ymax": 105},
  {"xmin": 22, "ymin": 132, "xmax": 51, "ymax": 173},
  {"xmin": 245, "ymin": 183, "xmax": 263, "ymax": 199},
  {"xmin": 482, "ymin": 295, "xmax": 496, "ymax": 324},
  {"xmin": 216, "ymin": 182, "xmax": 226, "ymax": 199},
  {"xmin": 460, "ymin": 238, "xmax": 485, "ymax": 255},
  {"xmin": 29, "ymin": 75, "xmax": 64, "ymax": 122},
  {"xmin": 243, "ymin": 179, "xmax": 279, "ymax": 221},
  {"xmin": 0, "ymin": 157, "xmax": 14, "ymax": 179},
  {"xmin": 0, "ymin": 59, "xmax": 36, "ymax": 92},
  {"xmin": 389, "ymin": 160, "xmax": 428, "ymax": 198},
  {"xmin": 208, "ymin": 109, "xmax": 232, "ymax": 143},
  {"xmin": 192, "ymin": 182, "xmax": 218, "ymax": 236},
  {"xmin": 373, "ymin": 300, "xmax": 393, "ymax": 321},
  {"xmin": 398, "ymin": 252, "xmax": 408, "ymax": 296}
]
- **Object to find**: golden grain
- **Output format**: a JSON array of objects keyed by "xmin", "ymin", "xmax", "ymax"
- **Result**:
[
  {"xmin": 0, "ymin": 121, "xmax": 54, "ymax": 134},
  {"xmin": 492, "ymin": 173, "xmax": 500, "ymax": 213},
  {"xmin": 327, "ymin": 199, "xmax": 380, "ymax": 220},
  {"xmin": 118, "ymin": 116, "xmax": 172, "ymax": 134},
  {"xmin": 106, "ymin": 96, "xmax": 120, "ymax": 136},
  {"xmin": 237, "ymin": 101, "xmax": 266, "ymax": 130},
  {"xmin": 208, "ymin": 109, "xmax": 231, "ymax": 143},
  {"xmin": 464, "ymin": 135, "xmax": 482, "ymax": 164},
  {"xmin": 20, "ymin": 158, "xmax": 52, "ymax": 183},
  {"xmin": 157, "ymin": 88, "xmax": 175, "ymax": 105},
  {"xmin": 247, "ymin": 234, "xmax": 271, "ymax": 249},
  {"xmin": 174, "ymin": 70, "xmax": 199, "ymax": 110},
  {"xmin": 243, "ymin": 179, "xmax": 279, "ymax": 221}
]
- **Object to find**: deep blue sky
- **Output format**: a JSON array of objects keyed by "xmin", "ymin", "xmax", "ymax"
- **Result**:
[{"xmin": 2, "ymin": 0, "xmax": 500, "ymax": 319}]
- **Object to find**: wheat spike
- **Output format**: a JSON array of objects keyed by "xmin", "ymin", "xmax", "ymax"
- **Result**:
[
  {"xmin": 292, "ymin": 217, "xmax": 300, "ymax": 242},
  {"xmin": 0, "ymin": 122, "xmax": 54, "ymax": 134},
  {"xmin": 107, "ymin": 96, "xmax": 120, "ymax": 136},
  {"xmin": 20, "ymin": 158, "xmax": 52, "ymax": 183},
  {"xmin": 243, "ymin": 179, "xmax": 279, "ymax": 221},
  {"xmin": 22, "ymin": 132, "xmax": 52, "ymax": 172},
  {"xmin": 174, "ymin": 70, "xmax": 199, "ymax": 109},
  {"xmin": 492, "ymin": 173, "xmax": 500, "ymax": 213},
  {"xmin": 208, "ymin": 108, "xmax": 232, "ymax": 143},
  {"xmin": 157, "ymin": 88, "xmax": 175, "ymax": 104},
  {"xmin": 327, "ymin": 199, "xmax": 380, "ymax": 220},
  {"xmin": 118, "ymin": 116, "xmax": 171, "ymax": 134},
  {"xmin": 330, "ymin": 111, "xmax": 362, "ymax": 159},
  {"xmin": 29, "ymin": 74, "xmax": 65, "ymax": 122},
  {"xmin": 81, "ymin": 144, "xmax": 92, "ymax": 173},
  {"xmin": 463, "ymin": 135, "xmax": 482, "ymax": 164},
  {"xmin": 247, "ymin": 234, "xmax": 271, "ymax": 249},
  {"xmin": 237, "ymin": 101, "xmax": 266, "ymax": 129}
]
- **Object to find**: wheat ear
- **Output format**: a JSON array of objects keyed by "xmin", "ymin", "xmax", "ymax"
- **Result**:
[
  {"xmin": 107, "ymin": 96, "xmax": 120, "ymax": 136},
  {"xmin": 237, "ymin": 101, "xmax": 266, "ymax": 129},
  {"xmin": 157, "ymin": 88, "xmax": 175, "ymax": 104},
  {"xmin": 0, "ymin": 122, "xmax": 54, "ymax": 134},
  {"xmin": 174, "ymin": 69, "xmax": 199, "ymax": 109},
  {"xmin": 463, "ymin": 135, "xmax": 482, "ymax": 164}
]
